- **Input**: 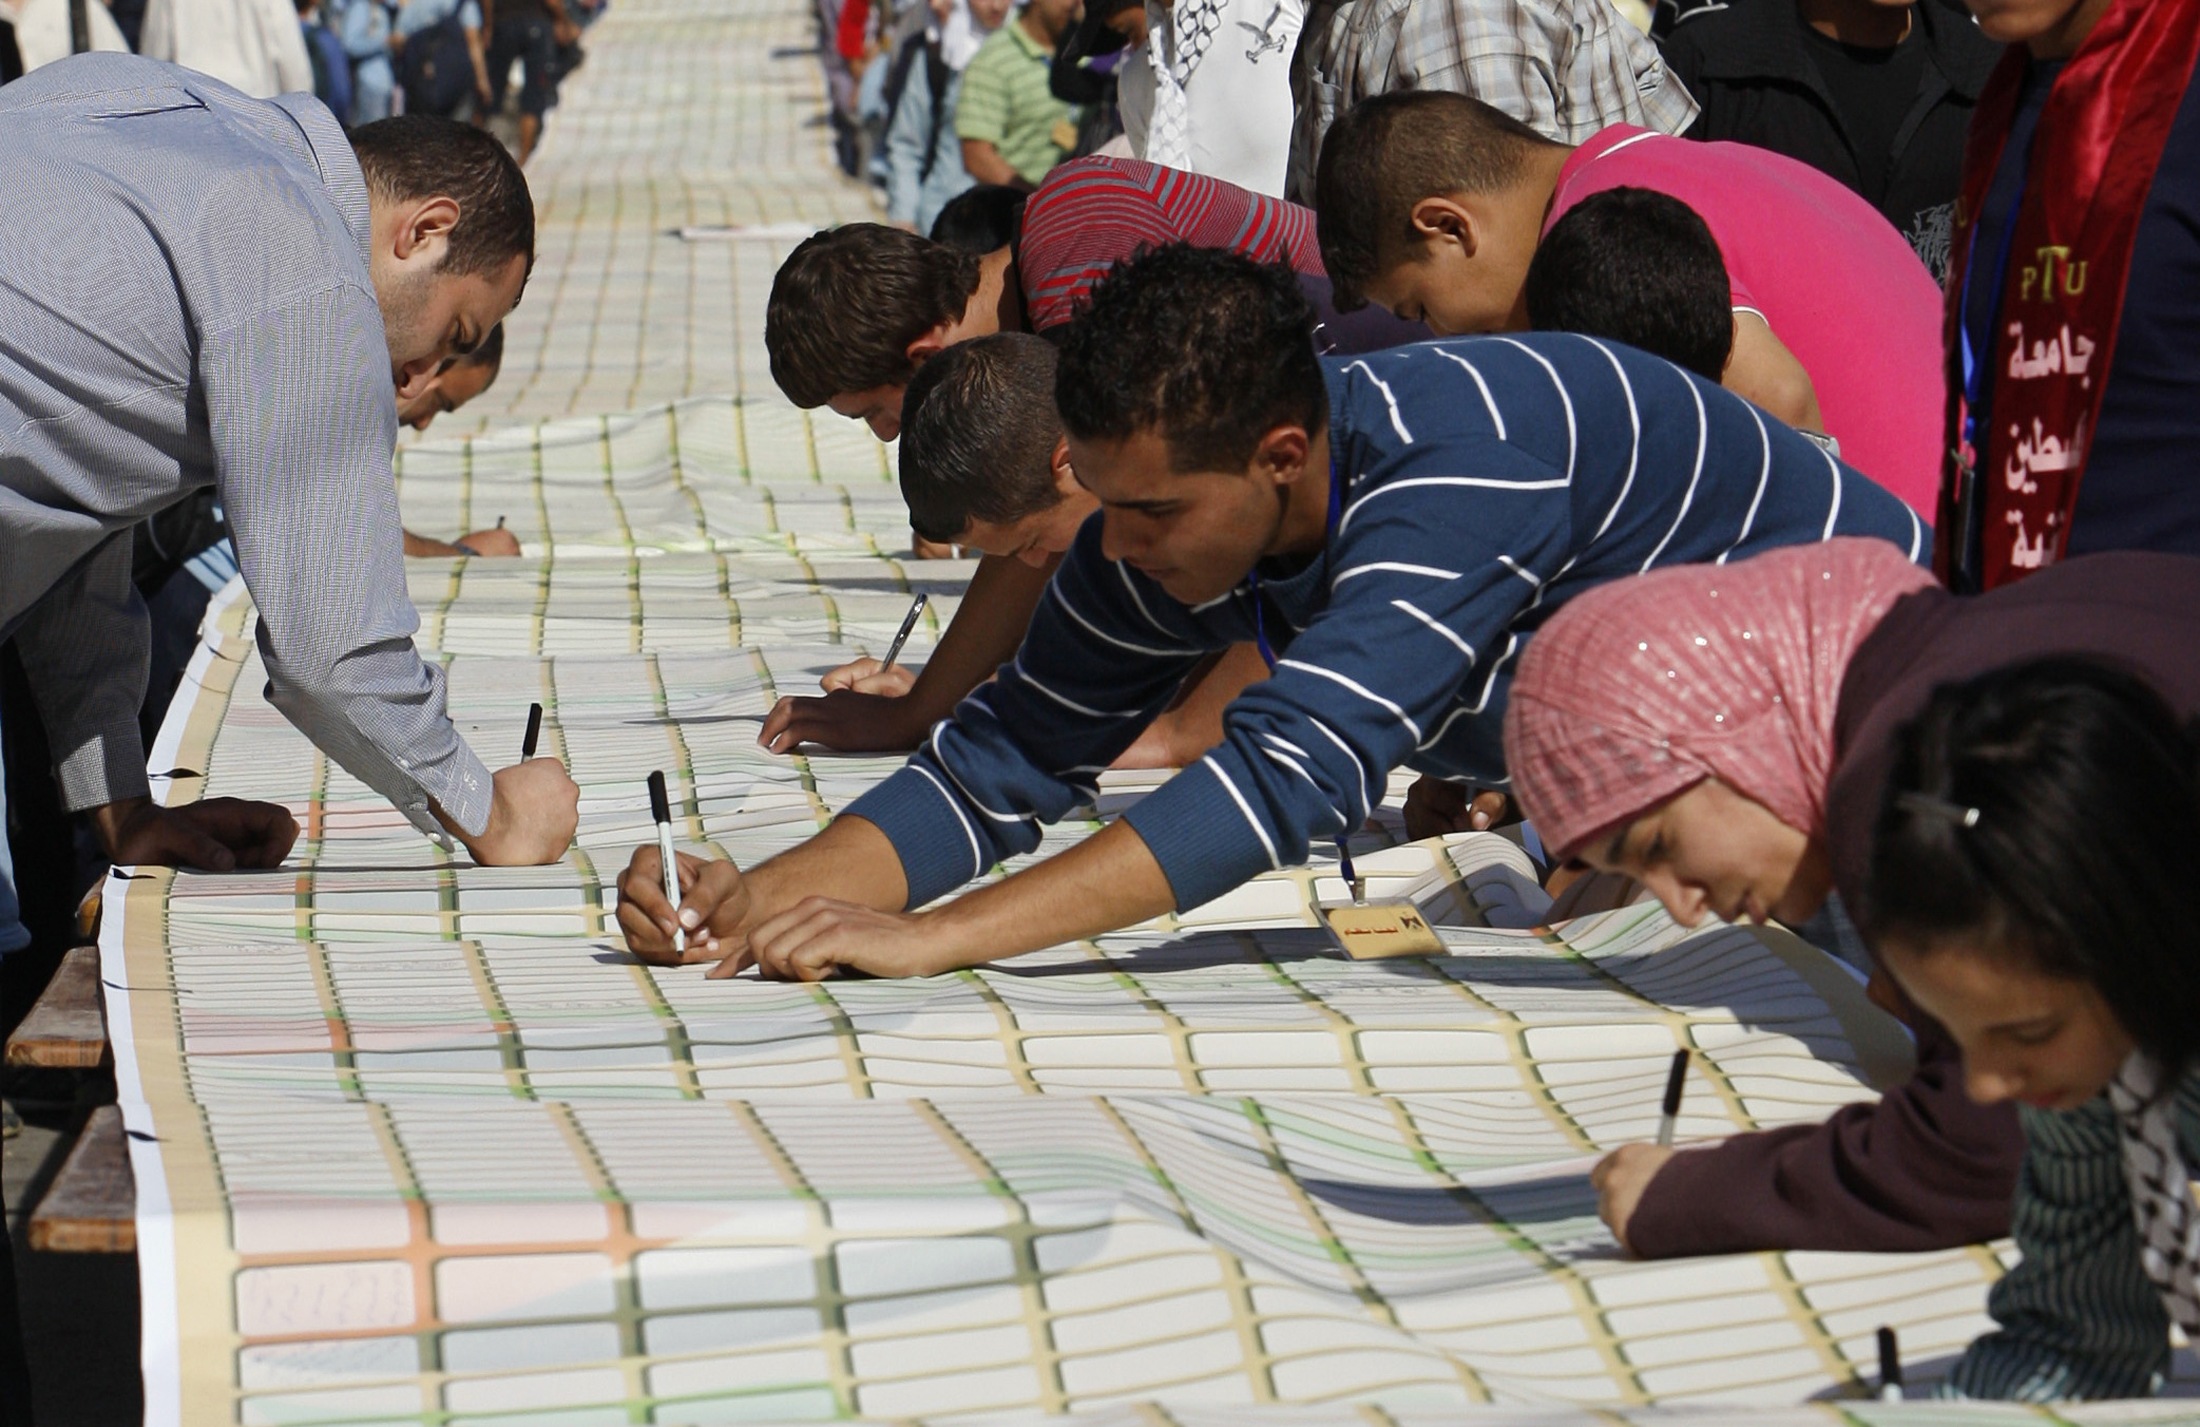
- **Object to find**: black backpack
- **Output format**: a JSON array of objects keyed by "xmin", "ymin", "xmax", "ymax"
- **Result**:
[
  {"xmin": 881, "ymin": 32, "xmax": 955, "ymax": 182},
  {"xmin": 398, "ymin": 12, "xmax": 474, "ymax": 117}
]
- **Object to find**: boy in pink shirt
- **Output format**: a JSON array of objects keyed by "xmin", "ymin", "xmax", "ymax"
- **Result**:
[{"xmin": 1312, "ymin": 90, "xmax": 1944, "ymax": 519}]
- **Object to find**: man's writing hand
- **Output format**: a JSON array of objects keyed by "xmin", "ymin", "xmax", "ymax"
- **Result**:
[
  {"xmin": 819, "ymin": 657, "xmax": 917, "ymax": 697},
  {"xmin": 758, "ymin": 689, "xmax": 927, "ymax": 755},
  {"xmin": 93, "ymin": 795, "xmax": 299, "ymax": 870},
  {"xmin": 718, "ymin": 896, "xmax": 955, "ymax": 981},
  {"xmin": 1590, "ymin": 1142, "xmax": 1677, "ymax": 1255},
  {"xmin": 449, "ymin": 758, "xmax": 579, "ymax": 866},
  {"xmin": 616, "ymin": 846, "xmax": 750, "ymax": 965},
  {"xmin": 454, "ymin": 527, "xmax": 522, "ymax": 557},
  {"xmin": 1402, "ymin": 777, "xmax": 1510, "ymax": 840}
]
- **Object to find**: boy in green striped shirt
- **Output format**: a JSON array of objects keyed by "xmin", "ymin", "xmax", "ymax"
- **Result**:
[{"xmin": 955, "ymin": 0, "xmax": 1081, "ymax": 189}]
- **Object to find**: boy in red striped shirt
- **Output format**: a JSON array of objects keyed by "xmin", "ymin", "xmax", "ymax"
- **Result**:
[{"xmin": 765, "ymin": 154, "xmax": 1411, "ymax": 442}]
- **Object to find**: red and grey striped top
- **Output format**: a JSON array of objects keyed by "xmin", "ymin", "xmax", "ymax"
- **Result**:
[{"xmin": 1016, "ymin": 156, "xmax": 1325, "ymax": 333}]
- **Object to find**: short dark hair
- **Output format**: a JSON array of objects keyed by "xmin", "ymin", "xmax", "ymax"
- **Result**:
[
  {"xmin": 458, "ymin": 321, "xmax": 505, "ymax": 372},
  {"xmin": 765, "ymin": 225, "xmax": 982, "ymax": 409},
  {"xmin": 351, "ymin": 116, "xmax": 535, "ymax": 282},
  {"xmin": 1864, "ymin": 658, "xmax": 2200, "ymax": 1082},
  {"xmin": 929, "ymin": 184, "xmax": 1026, "ymax": 254},
  {"xmin": 1524, "ymin": 187, "xmax": 1733, "ymax": 381},
  {"xmin": 899, "ymin": 334, "xmax": 1066, "ymax": 543},
  {"xmin": 1055, "ymin": 245, "xmax": 1327, "ymax": 474},
  {"xmin": 1315, "ymin": 89, "xmax": 1561, "ymax": 311}
]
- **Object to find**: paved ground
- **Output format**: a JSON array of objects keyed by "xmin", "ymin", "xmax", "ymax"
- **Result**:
[
  {"xmin": 5, "ymin": 1068, "xmax": 139, "ymax": 1425},
  {"xmin": 430, "ymin": 0, "xmax": 879, "ymax": 436}
]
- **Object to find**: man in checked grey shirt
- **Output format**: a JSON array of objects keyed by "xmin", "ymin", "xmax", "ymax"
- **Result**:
[{"xmin": 0, "ymin": 53, "xmax": 577, "ymax": 871}]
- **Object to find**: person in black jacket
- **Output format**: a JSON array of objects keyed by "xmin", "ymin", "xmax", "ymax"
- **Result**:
[
  {"xmin": 1047, "ymin": 0, "xmax": 1139, "ymax": 154},
  {"xmin": 1660, "ymin": 0, "xmax": 2001, "ymax": 279}
]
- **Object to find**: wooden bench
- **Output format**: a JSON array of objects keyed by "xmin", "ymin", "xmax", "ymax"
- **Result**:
[
  {"xmin": 28, "ymin": 1105, "xmax": 133, "ymax": 1253},
  {"xmin": 6, "ymin": 944, "xmax": 107, "ymax": 1070},
  {"xmin": 7, "ymin": 945, "xmax": 134, "ymax": 1253}
]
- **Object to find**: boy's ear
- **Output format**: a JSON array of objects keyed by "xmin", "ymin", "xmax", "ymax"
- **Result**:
[
  {"xmin": 1049, "ymin": 435, "xmax": 1079, "ymax": 495},
  {"xmin": 903, "ymin": 320, "xmax": 957, "ymax": 368},
  {"xmin": 1252, "ymin": 423, "xmax": 1313, "ymax": 488},
  {"xmin": 1406, "ymin": 194, "xmax": 1478, "ymax": 258}
]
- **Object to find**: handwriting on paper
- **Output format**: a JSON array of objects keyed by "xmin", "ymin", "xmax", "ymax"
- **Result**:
[{"xmin": 1321, "ymin": 902, "xmax": 1446, "ymax": 959}]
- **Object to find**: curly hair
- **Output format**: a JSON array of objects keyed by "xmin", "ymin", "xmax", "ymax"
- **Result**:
[{"xmin": 1054, "ymin": 245, "xmax": 1327, "ymax": 474}]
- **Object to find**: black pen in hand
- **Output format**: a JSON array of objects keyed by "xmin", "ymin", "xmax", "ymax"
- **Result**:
[{"xmin": 1656, "ymin": 1048, "xmax": 1688, "ymax": 1148}]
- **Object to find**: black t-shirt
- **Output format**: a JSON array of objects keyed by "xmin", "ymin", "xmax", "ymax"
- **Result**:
[
  {"xmin": 1800, "ymin": 17, "xmax": 1930, "ymax": 206},
  {"xmin": 1660, "ymin": 0, "xmax": 2002, "ymax": 282},
  {"xmin": 1959, "ymin": 56, "xmax": 2200, "ymax": 579}
]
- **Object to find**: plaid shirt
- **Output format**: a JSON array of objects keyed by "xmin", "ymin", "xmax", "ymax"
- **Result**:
[{"xmin": 1287, "ymin": 0, "xmax": 1699, "ymax": 202}]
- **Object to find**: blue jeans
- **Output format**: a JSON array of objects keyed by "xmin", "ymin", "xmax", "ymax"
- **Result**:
[{"xmin": 0, "ymin": 703, "xmax": 28, "ymax": 958}]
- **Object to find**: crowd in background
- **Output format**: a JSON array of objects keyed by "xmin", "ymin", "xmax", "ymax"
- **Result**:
[
  {"xmin": 810, "ymin": 0, "xmax": 1990, "ymax": 285},
  {"xmin": 0, "ymin": 0, "xmax": 595, "ymax": 159}
]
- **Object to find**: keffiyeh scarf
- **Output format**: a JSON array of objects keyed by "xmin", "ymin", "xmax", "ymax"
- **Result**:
[
  {"xmin": 1144, "ymin": 0, "xmax": 1225, "ymax": 167},
  {"xmin": 2107, "ymin": 1053, "xmax": 2200, "ymax": 1334}
]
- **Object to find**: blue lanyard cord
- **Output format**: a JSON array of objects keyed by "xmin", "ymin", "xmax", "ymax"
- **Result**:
[
  {"xmin": 1246, "ymin": 463, "xmax": 1359, "ymax": 894},
  {"xmin": 1952, "ymin": 160, "xmax": 2029, "ymax": 592},
  {"xmin": 1960, "ymin": 61, "xmax": 2059, "ymax": 438},
  {"xmin": 1958, "ymin": 185, "xmax": 2028, "ymax": 447},
  {"xmin": 1246, "ymin": 460, "xmax": 1343, "ymax": 665}
]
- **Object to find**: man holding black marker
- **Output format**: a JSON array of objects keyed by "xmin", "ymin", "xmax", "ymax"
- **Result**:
[
  {"xmin": 617, "ymin": 247, "xmax": 1924, "ymax": 979},
  {"xmin": 0, "ymin": 55, "xmax": 576, "ymax": 872}
]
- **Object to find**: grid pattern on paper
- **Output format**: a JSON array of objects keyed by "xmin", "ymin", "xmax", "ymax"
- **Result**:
[
  {"xmin": 100, "ymin": 0, "xmax": 2200, "ymax": 1421},
  {"xmin": 411, "ymin": 0, "xmax": 878, "ymax": 433},
  {"xmin": 121, "ymin": 573, "xmax": 2044, "ymax": 1425}
]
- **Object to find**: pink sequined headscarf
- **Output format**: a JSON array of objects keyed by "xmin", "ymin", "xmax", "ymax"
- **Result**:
[{"xmin": 1505, "ymin": 539, "xmax": 1937, "ymax": 862}]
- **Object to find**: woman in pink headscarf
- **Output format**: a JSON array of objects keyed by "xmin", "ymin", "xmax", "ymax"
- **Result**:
[{"xmin": 1503, "ymin": 537, "xmax": 2200, "ymax": 1259}]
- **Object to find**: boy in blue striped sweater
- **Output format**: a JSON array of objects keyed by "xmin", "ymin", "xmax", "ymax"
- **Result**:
[{"xmin": 616, "ymin": 246, "xmax": 1926, "ymax": 980}]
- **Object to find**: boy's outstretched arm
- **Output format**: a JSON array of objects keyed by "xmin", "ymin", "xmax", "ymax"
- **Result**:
[
  {"xmin": 1724, "ymin": 311, "xmax": 1824, "ymax": 434},
  {"xmin": 758, "ymin": 552, "xmax": 1057, "ymax": 753},
  {"xmin": 615, "ymin": 814, "xmax": 1174, "ymax": 980},
  {"xmin": 1112, "ymin": 641, "xmax": 1272, "ymax": 770}
]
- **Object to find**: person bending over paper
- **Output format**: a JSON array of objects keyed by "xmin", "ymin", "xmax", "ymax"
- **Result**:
[
  {"xmin": 0, "ymin": 55, "xmax": 577, "ymax": 871},
  {"xmin": 399, "ymin": 328, "xmax": 525, "ymax": 558},
  {"xmin": 758, "ymin": 156, "xmax": 1421, "ymax": 759},
  {"xmin": 617, "ymin": 246, "xmax": 1924, "ymax": 980},
  {"xmin": 757, "ymin": 333, "xmax": 1271, "ymax": 767},
  {"xmin": 1313, "ymin": 89, "xmax": 1946, "ymax": 521},
  {"xmin": 1502, "ymin": 541, "xmax": 2200, "ymax": 1259}
]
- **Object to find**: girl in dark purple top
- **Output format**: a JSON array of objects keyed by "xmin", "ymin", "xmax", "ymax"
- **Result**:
[{"xmin": 1504, "ymin": 539, "xmax": 2200, "ymax": 1257}]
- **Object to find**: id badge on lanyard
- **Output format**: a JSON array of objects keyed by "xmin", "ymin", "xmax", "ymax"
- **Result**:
[{"xmin": 1245, "ymin": 465, "xmax": 1446, "ymax": 960}]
